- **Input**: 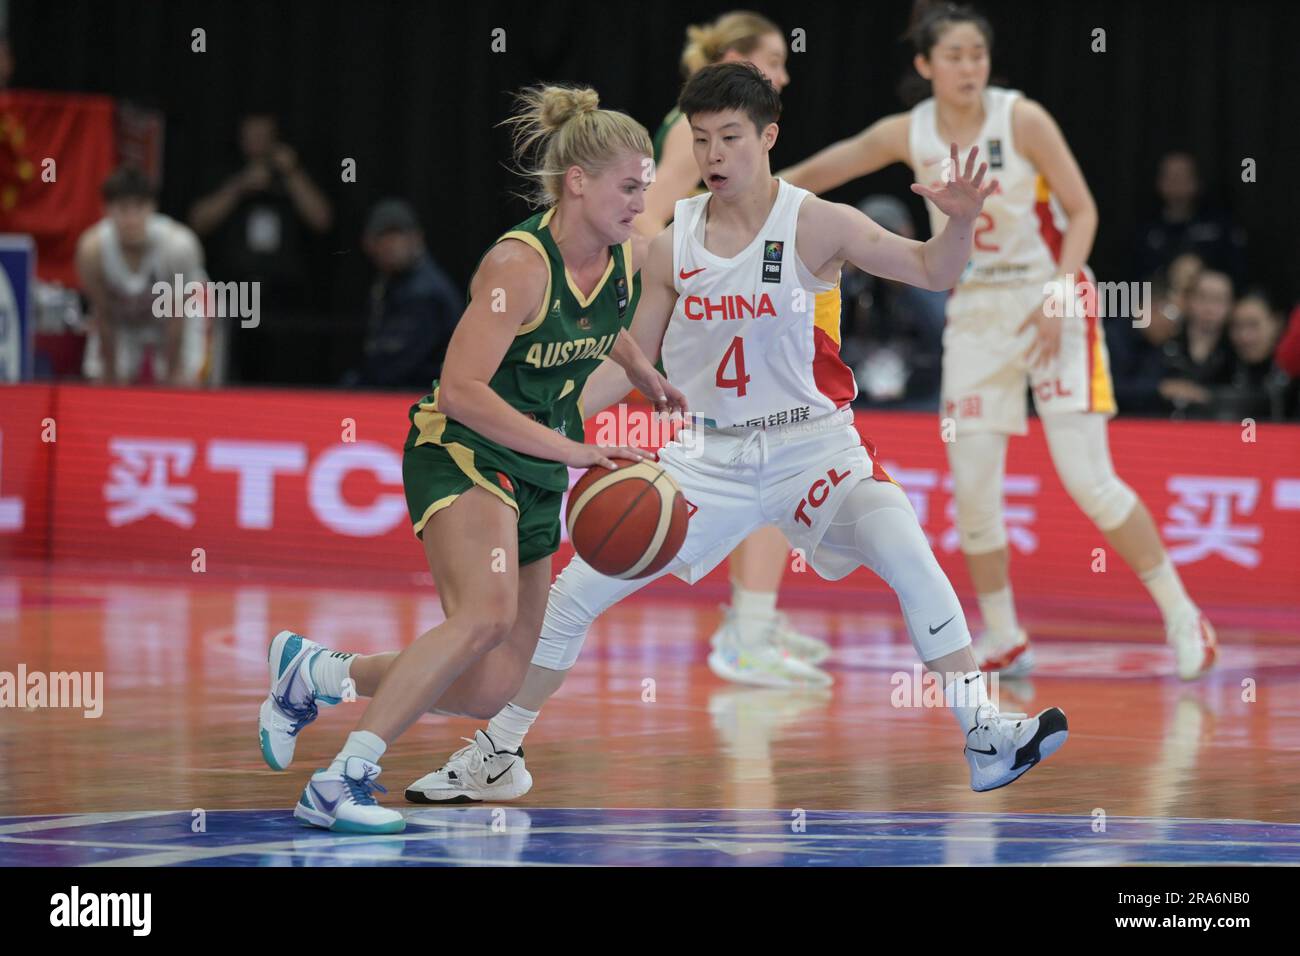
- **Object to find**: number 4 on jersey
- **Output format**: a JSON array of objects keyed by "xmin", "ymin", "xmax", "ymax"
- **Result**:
[{"xmin": 716, "ymin": 335, "xmax": 751, "ymax": 397}]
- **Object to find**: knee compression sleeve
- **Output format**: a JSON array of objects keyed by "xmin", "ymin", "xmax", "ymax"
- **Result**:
[
  {"xmin": 819, "ymin": 479, "xmax": 972, "ymax": 661},
  {"xmin": 531, "ymin": 556, "xmax": 652, "ymax": 672}
]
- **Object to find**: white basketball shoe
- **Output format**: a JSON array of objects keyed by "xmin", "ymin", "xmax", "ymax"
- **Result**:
[
  {"xmin": 972, "ymin": 627, "xmax": 1035, "ymax": 677},
  {"xmin": 293, "ymin": 756, "xmax": 405, "ymax": 834},
  {"xmin": 405, "ymin": 729, "xmax": 533, "ymax": 804},
  {"xmin": 707, "ymin": 614, "xmax": 832, "ymax": 688},
  {"xmin": 259, "ymin": 630, "xmax": 338, "ymax": 771},
  {"xmin": 964, "ymin": 703, "xmax": 1069, "ymax": 792},
  {"xmin": 1168, "ymin": 610, "xmax": 1217, "ymax": 680}
]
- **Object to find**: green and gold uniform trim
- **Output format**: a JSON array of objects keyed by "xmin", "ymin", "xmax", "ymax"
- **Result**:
[{"xmin": 409, "ymin": 386, "xmax": 519, "ymax": 537}]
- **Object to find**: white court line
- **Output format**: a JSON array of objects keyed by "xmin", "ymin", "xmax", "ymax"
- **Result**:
[{"xmin": 0, "ymin": 810, "xmax": 175, "ymax": 835}]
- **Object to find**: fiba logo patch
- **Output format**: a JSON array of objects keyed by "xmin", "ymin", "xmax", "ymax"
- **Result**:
[
  {"xmin": 762, "ymin": 239, "xmax": 783, "ymax": 283},
  {"xmin": 576, "ymin": 315, "xmax": 592, "ymax": 330},
  {"xmin": 614, "ymin": 275, "xmax": 629, "ymax": 316},
  {"xmin": 987, "ymin": 138, "xmax": 1004, "ymax": 169}
]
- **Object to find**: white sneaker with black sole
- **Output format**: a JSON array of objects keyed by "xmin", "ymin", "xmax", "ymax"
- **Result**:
[
  {"xmin": 405, "ymin": 729, "xmax": 532, "ymax": 804},
  {"xmin": 964, "ymin": 702, "xmax": 1069, "ymax": 792}
]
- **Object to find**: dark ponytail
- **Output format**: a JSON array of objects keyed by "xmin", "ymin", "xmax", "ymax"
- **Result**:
[{"xmin": 897, "ymin": 0, "xmax": 995, "ymax": 106}]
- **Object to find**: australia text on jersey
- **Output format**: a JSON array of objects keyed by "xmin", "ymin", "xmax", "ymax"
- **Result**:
[{"xmin": 523, "ymin": 331, "xmax": 619, "ymax": 369}]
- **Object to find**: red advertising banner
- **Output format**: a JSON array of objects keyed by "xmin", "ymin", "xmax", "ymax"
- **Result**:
[
  {"xmin": 1, "ymin": 383, "xmax": 1297, "ymax": 611},
  {"xmin": 0, "ymin": 383, "xmax": 53, "ymax": 561}
]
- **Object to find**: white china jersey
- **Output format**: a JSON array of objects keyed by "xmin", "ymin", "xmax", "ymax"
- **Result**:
[
  {"xmin": 909, "ymin": 87, "xmax": 1070, "ymax": 287},
  {"xmin": 661, "ymin": 178, "xmax": 855, "ymax": 430}
]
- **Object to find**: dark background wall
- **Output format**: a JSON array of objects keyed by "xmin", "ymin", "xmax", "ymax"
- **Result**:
[{"xmin": 9, "ymin": 0, "xmax": 1297, "ymax": 382}]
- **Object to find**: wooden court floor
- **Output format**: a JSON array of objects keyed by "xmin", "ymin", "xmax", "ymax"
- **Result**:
[{"xmin": 2, "ymin": 563, "xmax": 1298, "ymax": 866}]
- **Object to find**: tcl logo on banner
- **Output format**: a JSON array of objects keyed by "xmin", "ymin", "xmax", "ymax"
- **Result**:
[{"xmin": 1, "ymin": 384, "xmax": 1297, "ymax": 607}]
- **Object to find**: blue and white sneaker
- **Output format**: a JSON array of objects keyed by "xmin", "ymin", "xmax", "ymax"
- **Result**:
[
  {"xmin": 259, "ymin": 630, "xmax": 337, "ymax": 771},
  {"xmin": 294, "ymin": 756, "xmax": 405, "ymax": 834}
]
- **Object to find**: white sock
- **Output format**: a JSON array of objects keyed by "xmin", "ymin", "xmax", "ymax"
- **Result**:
[
  {"xmin": 1139, "ymin": 557, "xmax": 1196, "ymax": 626},
  {"xmin": 329, "ymin": 730, "xmax": 386, "ymax": 775},
  {"xmin": 976, "ymin": 586, "xmax": 1020, "ymax": 637},
  {"xmin": 731, "ymin": 585, "xmax": 778, "ymax": 624},
  {"xmin": 945, "ymin": 670, "xmax": 991, "ymax": 734},
  {"xmin": 486, "ymin": 702, "xmax": 539, "ymax": 753},
  {"xmin": 310, "ymin": 649, "xmax": 356, "ymax": 700}
]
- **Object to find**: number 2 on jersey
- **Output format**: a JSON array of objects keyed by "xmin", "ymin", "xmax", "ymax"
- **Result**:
[{"xmin": 716, "ymin": 335, "xmax": 751, "ymax": 397}]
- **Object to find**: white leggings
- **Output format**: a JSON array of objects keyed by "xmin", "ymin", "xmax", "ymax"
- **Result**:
[
  {"xmin": 946, "ymin": 412, "xmax": 1137, "ymax": 555},
  {"xmin": 533, "ymin": 477, "xmax": 973, "ymax": 673}
]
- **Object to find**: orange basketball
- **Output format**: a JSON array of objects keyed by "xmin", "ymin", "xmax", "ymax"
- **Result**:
[{"xmin": 566, "ymin": 459, "xmax": 689, "ymax": 579}]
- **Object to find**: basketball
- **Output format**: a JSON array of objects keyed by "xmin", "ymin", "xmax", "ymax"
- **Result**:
[{"xmin": 566, "ymin": 459, "xmax": 689, "ymax": 579}]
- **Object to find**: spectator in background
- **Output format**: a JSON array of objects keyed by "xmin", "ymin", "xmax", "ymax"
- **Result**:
[
  {"xmin": 340, "ymin": 199, "xmax": 462, "ymax": 391},
  {"xmin": 1220, "ymin": 293, "xmax": 1296, "ymax": 421},
  {"xmin": 188, "ymin": 113, "xmax": 333, "ymax": 382},
  {"xmin": 1105, "ymin": 276, "xmax": 1181, "ymax": 416},
  {"xmin": 1136, "ymin": 152, "xmax": 1246, "ymax": 286},
  {"xmin": 1158, "ymin": 269, "xmax": 1235, "ymax": 418},
  {"xmin": 839, "ymin": 195, "xmax": 946, "ymax": 409},
  {"xmin": 76, "ymin": 167, "xmax": 210, "ymax": 386},
  {"xmin": 1276, "ymin": 299, "xmax": 1300, "ymax": 380},
  {"xmin": 1166, "ymin": 251, "xmax": 1203, "ymax": 318}
]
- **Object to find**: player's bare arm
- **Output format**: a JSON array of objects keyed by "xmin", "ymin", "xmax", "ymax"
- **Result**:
[
  {"xmin": 438, "ymin": 240, "xmax": 644, "ymax": 469},
  {"xmin": 75, "ymin": 230, "xmax": 118, "ymax": 385},
  {"xmin": 1013, "ymin": 98, "xmax": 1100, "ymax": 368},
  {"xmin": 580, "ymin": 226, "xmax": 685, "ymax": 417},
  {"xmin": 797, "ymin": 144, "xmax": 995, "ymax": 290},
  {"xmin": 635, "ymin": 121, "xmax": 698, "ymax": 237},
  {"xmin": 779, "ymin": 113, "xmax": 911, "ymax": 194}
]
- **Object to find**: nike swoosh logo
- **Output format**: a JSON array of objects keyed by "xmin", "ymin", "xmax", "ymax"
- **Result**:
[
  {"xmin": 967, "ymin": 745, "xmax": 997, "ymax": 756},
  {"xmin": 311, "ymin": 784, "xmax": 340, "ymax": 814},
  {"xmin": 929, "ymin": 614, "xmax": 957, "ymax": 635},
  {"xmin": 485, "ymin": 763, "xmax": 515, "ymax": 785},
  {"xmin": 678, "ymin": 267, "xmax": 706, "ymax": 280}
]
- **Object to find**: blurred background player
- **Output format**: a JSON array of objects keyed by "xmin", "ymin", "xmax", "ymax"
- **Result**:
[
  {"xmin": 75, "ymin": 166, "xmax": 211, "ymax": 386},
  {"xmin": 258, "ymin": 85, "xmax": 680, "ymax": 833},
  {"xmin": 641, "ymin": 10, "xmax": 830, "ymax": 686},
  {"xmin": 781, "ymin": 0, "xmax": 1216, "ymax": 680}
]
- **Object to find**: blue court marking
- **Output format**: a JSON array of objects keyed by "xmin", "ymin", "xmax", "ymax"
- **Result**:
[{"xmin": 2, "ymin": 809, "xmax": 1298, "ymax": 866}]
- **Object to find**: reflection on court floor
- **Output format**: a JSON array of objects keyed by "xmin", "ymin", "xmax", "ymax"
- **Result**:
[
  {"xmin": 3, "ymin": 809, "xmax": 1299, "ymax": 866},
  {"xmin": 2, "ymin": 565, "xmax": 1298, "ymax": 867}
]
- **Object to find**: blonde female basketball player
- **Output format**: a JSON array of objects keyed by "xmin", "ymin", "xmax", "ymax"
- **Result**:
[
  {"xmin": 641, "ymin": 11, "xmax": 830, "ymax": 686},
  {"xmin": 256, "ymin": 86, "xmax": 684, "ymax": 833},
  {"xmin": 403, "ymin": 62, "xmax": 1068, "ymax": 805},
  {"xmin": 780, "ymin": 0, "xmax": 1215, "ymax": 680}
]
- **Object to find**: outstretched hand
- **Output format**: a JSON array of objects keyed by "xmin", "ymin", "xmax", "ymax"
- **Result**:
[{"xmin": 910, "ymin": 143, "xmax": 998, "ymax": 221}]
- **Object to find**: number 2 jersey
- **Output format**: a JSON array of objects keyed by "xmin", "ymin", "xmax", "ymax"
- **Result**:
[
  {"xmin": 908, "ymin": 86, "xmax": 1071, "ymax": 288},
  {"xmin": 660, "ymin": 178, "xmax": 856, "ymax": 430}
]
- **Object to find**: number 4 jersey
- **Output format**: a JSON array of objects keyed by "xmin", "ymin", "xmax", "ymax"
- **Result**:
[{"xmin": 660, "ymin": 178, "xmax": 856, "ymax": 430}]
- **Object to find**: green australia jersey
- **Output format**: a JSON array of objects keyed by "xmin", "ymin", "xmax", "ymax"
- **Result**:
[
  {"xmin": 652, "ymin": 106, "xmax": 683, "ymax": 164},
  {"xmin": 407, "ymin": 207, "xmax": 637, "ymax": 492}
]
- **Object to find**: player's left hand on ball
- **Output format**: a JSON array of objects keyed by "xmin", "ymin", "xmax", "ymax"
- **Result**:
[
  {"xmin": 565, "ymin": 441, "xmax": 647, "ymax": 471},
  {"xmin": 629, "ymin": 364, "xmax": 689, "ymax": 417},
  {"xmin": 1018, "ymin": 297, "xmax": 1064, "ymax": 369},
  {"xmin": 910, "ymin": 142, "xmax": 997, "ymax": 221}
]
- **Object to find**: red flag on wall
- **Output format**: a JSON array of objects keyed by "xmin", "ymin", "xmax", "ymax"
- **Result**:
[{"xmin": 0, "ymin": 90, "xmax": 117, "ymax": 288}]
